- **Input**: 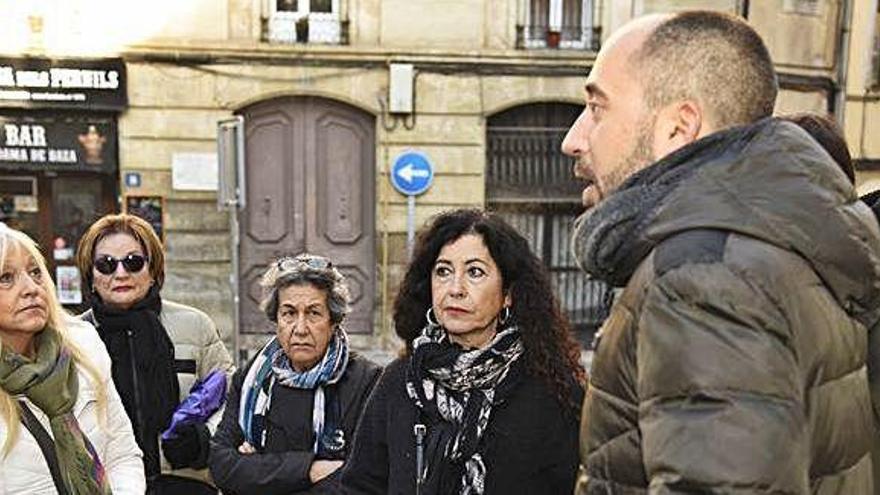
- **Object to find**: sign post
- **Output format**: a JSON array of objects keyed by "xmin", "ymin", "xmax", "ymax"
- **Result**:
[
  {"xmin": 390, "ymin": 151, "xmax": 434, "ymax": 257},
  {"xmin": 217, "ymin": 116, "xmax": 246, "ymax": 366}
]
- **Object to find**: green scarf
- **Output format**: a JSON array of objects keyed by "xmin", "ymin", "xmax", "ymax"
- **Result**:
[{"xmin": 0, "ymin": 328, "xmax": 113, "ymax": 494}]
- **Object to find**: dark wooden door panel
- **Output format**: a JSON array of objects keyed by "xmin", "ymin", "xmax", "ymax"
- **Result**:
[
  {"xmin": 240, "ymin": 97, "xmax": 375, "ymax": 335},
  {"xmin": 308, "ymin": 101, "xmax": 375, "ymax": 334}
]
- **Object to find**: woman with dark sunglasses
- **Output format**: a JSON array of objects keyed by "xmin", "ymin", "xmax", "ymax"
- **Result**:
[{"xmin": 75, "ymin": 213, "xmax": 234, "ymax": 494}]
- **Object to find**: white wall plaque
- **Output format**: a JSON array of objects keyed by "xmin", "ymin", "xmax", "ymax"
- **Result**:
[{"xmin": 172, "ymin": 152, "xmax": 218, "ymax": 191}]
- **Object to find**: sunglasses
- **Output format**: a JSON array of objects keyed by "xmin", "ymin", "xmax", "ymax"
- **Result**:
[
  {"xmin": 277, "ymin": 255, "xmax": 332, "ymax": 272},
  {"xmin": 93, "ymin": 254, "xmax": 149, "ymax": 275}
]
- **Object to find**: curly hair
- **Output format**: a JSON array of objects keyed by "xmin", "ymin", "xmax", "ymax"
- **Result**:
[{"xmin": 393, "ymin": 208, "xmax": 585, "ymax": 413}]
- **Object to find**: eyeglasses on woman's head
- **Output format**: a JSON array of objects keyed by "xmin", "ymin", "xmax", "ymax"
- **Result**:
[{"xmin": 276, "ymin": 255, "xmax": 332, "ymax": 272}]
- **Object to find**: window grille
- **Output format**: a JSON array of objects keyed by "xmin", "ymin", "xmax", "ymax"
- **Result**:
[
  {"xmin": 518, "ymin": 0, "xmax": 600, "ymax": 50},
  {"xmin": 487, "ymin": 104, "xmax": 610, "ymax": 344},
  {"xmin": 782, "ymin": 0, "xmax": 821, "ymax": 16},
  {"xmin": 263, "ymin": 0, "xmax": 347, "ymax": 44},
  {"xmin": 873, "ymin": 4, "xmax": 880, "ymax": 89}
]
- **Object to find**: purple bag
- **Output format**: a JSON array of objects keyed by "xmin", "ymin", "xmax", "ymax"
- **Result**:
[{"xmin": 161, "ymin": 369, "xmax": 227, "ymax": 440}]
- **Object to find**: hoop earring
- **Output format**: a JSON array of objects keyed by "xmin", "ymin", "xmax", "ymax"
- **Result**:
[
  {"xmin": 499, "ymin": 306, "xmax": 512, "ymax": 326},
  {"xmin": 425, "ymin": 307, "xmax": 440, "ymax": 327}
]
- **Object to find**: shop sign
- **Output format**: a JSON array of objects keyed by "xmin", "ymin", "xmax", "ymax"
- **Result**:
[
  {"xmin": 0, "ymin": 113, "xmax": 117, "ymax": 173},
  {"xmin": 0, "ymin": 57, "xmax": 127, "ymax": 111}
]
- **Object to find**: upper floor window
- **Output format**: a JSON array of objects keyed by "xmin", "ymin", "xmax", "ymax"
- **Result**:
[
  {"xmin": 782, "ymin": 0, "xmax": 821, "ymax": 16},
  {"xmin": 264, "ymin": 0, "xmax": 346, "ymax": 44},
  {"xmin": 873, "ymin": 2, "xmax": 880, "ymax": 89},
  {"xmin": 519, "ymin": 0, "xmax": 599, "ymax": 50}
]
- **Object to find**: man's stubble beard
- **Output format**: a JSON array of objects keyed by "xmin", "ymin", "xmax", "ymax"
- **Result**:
[{"xmin": 603, "ymin": 115, "xmax": 656, "ymax": 198}]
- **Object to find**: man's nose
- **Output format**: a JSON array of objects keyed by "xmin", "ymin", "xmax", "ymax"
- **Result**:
[{"xmin": 561, "ymin": 109, "xmax": 590, "ymax": 157}]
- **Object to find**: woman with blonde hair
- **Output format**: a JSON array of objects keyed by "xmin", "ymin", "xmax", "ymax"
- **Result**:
[{"xmin": 0, "ymin": 224, "xmax": 144, "ymax": 493}]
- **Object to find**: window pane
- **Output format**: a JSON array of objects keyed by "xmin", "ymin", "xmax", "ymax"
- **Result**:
[
  {"xmin": 530, "ymin": 0, "xmax": 550, "ymax": 26},
  {"xmin": 562, "ymin": 0, "xmax": 583, "ymax": 40},
  {"xmin": 874, "ymin": 2, "xmax": 880, "ymax": 87},
  {"xmin": 311, "ymin": 0, "xmax": 332, "ymax": 13},
  {"xmin": 277, "ymin": 0, "xmax": 298, "ymax": 12}
]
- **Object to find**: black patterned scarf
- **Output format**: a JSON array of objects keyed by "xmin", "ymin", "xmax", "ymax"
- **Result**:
[{"xmin": 405, "ymin": 322, "xmax": 524, "ymax": 494}]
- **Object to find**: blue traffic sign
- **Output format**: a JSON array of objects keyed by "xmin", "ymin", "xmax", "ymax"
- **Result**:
[{"xmin": 391, "ymin": 151, "xmax": 434, "ymax": 196}]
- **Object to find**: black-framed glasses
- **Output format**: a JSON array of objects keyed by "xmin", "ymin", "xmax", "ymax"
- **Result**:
[
  {"xmin": 93, "ymin": 254, "xmax": 149, "ymax": 275},
  {"xmin": 277, "ymin": 255, "xmax": 332, "ymax": 272}
]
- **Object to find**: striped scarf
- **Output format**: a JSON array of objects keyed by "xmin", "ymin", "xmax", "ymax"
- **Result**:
[
  {"xmin": 239, "ymin": 327, "xmax": 349, "ymax": 451},
  {"xmin": 0, "ymin": 328, "xmax": 112, "ymax": 494}
]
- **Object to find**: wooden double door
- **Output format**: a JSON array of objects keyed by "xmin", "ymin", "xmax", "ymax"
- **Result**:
[{"xmin": 239, "ymin": 97, "xmax": 375, "ymax": 335}]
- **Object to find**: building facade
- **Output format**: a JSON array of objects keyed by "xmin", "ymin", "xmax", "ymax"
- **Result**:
[{"xmin": 0, "ymin": 0, "xmax": 876, "ymax": 363}]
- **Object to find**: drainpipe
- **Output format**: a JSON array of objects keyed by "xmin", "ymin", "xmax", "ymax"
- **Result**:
[{"xmin": 834, "ymin": 0, "xmax": 853, "ymax": 125}]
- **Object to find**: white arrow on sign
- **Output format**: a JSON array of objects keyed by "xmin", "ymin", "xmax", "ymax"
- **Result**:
[{"xmin": 397, "ymin": 162, "xmax": 430, "ymax": 183}]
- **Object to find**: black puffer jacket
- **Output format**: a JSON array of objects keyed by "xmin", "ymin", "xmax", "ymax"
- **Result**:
[
  {"xmin": 574, "ymin": 119, "xmax": 880, "ymax": 494},
  {"xmin": 209, "ymin": 352, "xmax": 381, "ymax": 495}
]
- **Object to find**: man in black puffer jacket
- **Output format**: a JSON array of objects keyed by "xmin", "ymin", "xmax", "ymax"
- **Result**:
[{"xmin": 563, "ymin": 11, "xmax": 880, "ymax": 494}]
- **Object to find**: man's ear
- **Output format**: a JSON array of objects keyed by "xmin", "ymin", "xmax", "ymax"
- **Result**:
[{"xmin": 653, "ymin": 100, "xmax": 703, "ymax": 159}]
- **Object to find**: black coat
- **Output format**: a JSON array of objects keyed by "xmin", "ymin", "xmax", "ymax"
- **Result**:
[
  {"xmin": 341, "ymin": 356, "xmax": 582, "ymax": 494},
  {"xmin": 209, "ymin": 352, "xmax": 381, "ymax": 495}
]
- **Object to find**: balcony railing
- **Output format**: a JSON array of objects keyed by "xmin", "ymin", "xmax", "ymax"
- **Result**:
[
  {"xmin": 517, "ymin": 24, "xmax": 600, "ymax": 50},
  {"xmin": 262, "ymin": 13, "xmax": 349, "ymax": 45}
]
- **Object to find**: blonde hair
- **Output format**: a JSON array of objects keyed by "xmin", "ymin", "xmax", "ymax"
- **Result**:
[{"xmin": 0, "ymin": 226, "xmax": 106, "ymax": 456}]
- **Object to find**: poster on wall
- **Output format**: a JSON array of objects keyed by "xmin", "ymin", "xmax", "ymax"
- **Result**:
[
  {"xmin": 0, "ymin": 113, "xmax": 117, "ymax": 173},
  {"xmin": 124, "ymin": 195, "xmax": 164, "ymax": 242},
  {"xmin": 56, "ymin": 265, "xmax": 82, "ymax": 305}
]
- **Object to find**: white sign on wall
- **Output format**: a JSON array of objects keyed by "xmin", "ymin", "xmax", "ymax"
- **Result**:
[{"xmin": 172, "ymin": 152, "xmax": 218, "ymax": 191}]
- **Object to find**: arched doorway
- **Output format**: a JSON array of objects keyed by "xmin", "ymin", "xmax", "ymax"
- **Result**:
[
  {"xmin": 486, "ymin": 102, "xmax": 608, "ymax": 346},
  {"xmin": 238, "ymin": 96, "xmax": 376, "ymax": 337}
]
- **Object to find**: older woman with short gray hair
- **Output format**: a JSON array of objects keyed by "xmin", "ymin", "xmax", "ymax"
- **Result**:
[
  {"xmin": 210, "ymin": 254, "xmax": 381, "ymax": 494},
  {"xmin": 260, "ymin": 255, "xmax": 351, "ymax": 326}
]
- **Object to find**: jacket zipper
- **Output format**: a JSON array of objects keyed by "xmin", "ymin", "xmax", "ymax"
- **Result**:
[{"xmin": 127, "ymin": 329, "xmax": 145, "ymax": 444}]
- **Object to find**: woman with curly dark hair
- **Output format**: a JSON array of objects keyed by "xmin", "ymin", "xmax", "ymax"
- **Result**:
[{"xmin": 342, "ymin": 208, "xmax": 584, "ymax": 494}]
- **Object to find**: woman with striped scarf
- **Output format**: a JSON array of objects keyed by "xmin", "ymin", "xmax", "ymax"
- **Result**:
[{"xmin": 209, "ymin": 254, "xmax": 381, "ymax": 494}]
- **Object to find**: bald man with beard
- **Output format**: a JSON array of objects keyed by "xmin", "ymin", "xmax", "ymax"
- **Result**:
[{"xmin": 563, "ymin": 11, "xmax": 880, "ymax": 494}]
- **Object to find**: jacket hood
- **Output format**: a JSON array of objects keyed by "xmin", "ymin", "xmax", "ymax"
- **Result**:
[{"xmin": 573, "ymin": 118, "xmax": 880, "ymax": 320}]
